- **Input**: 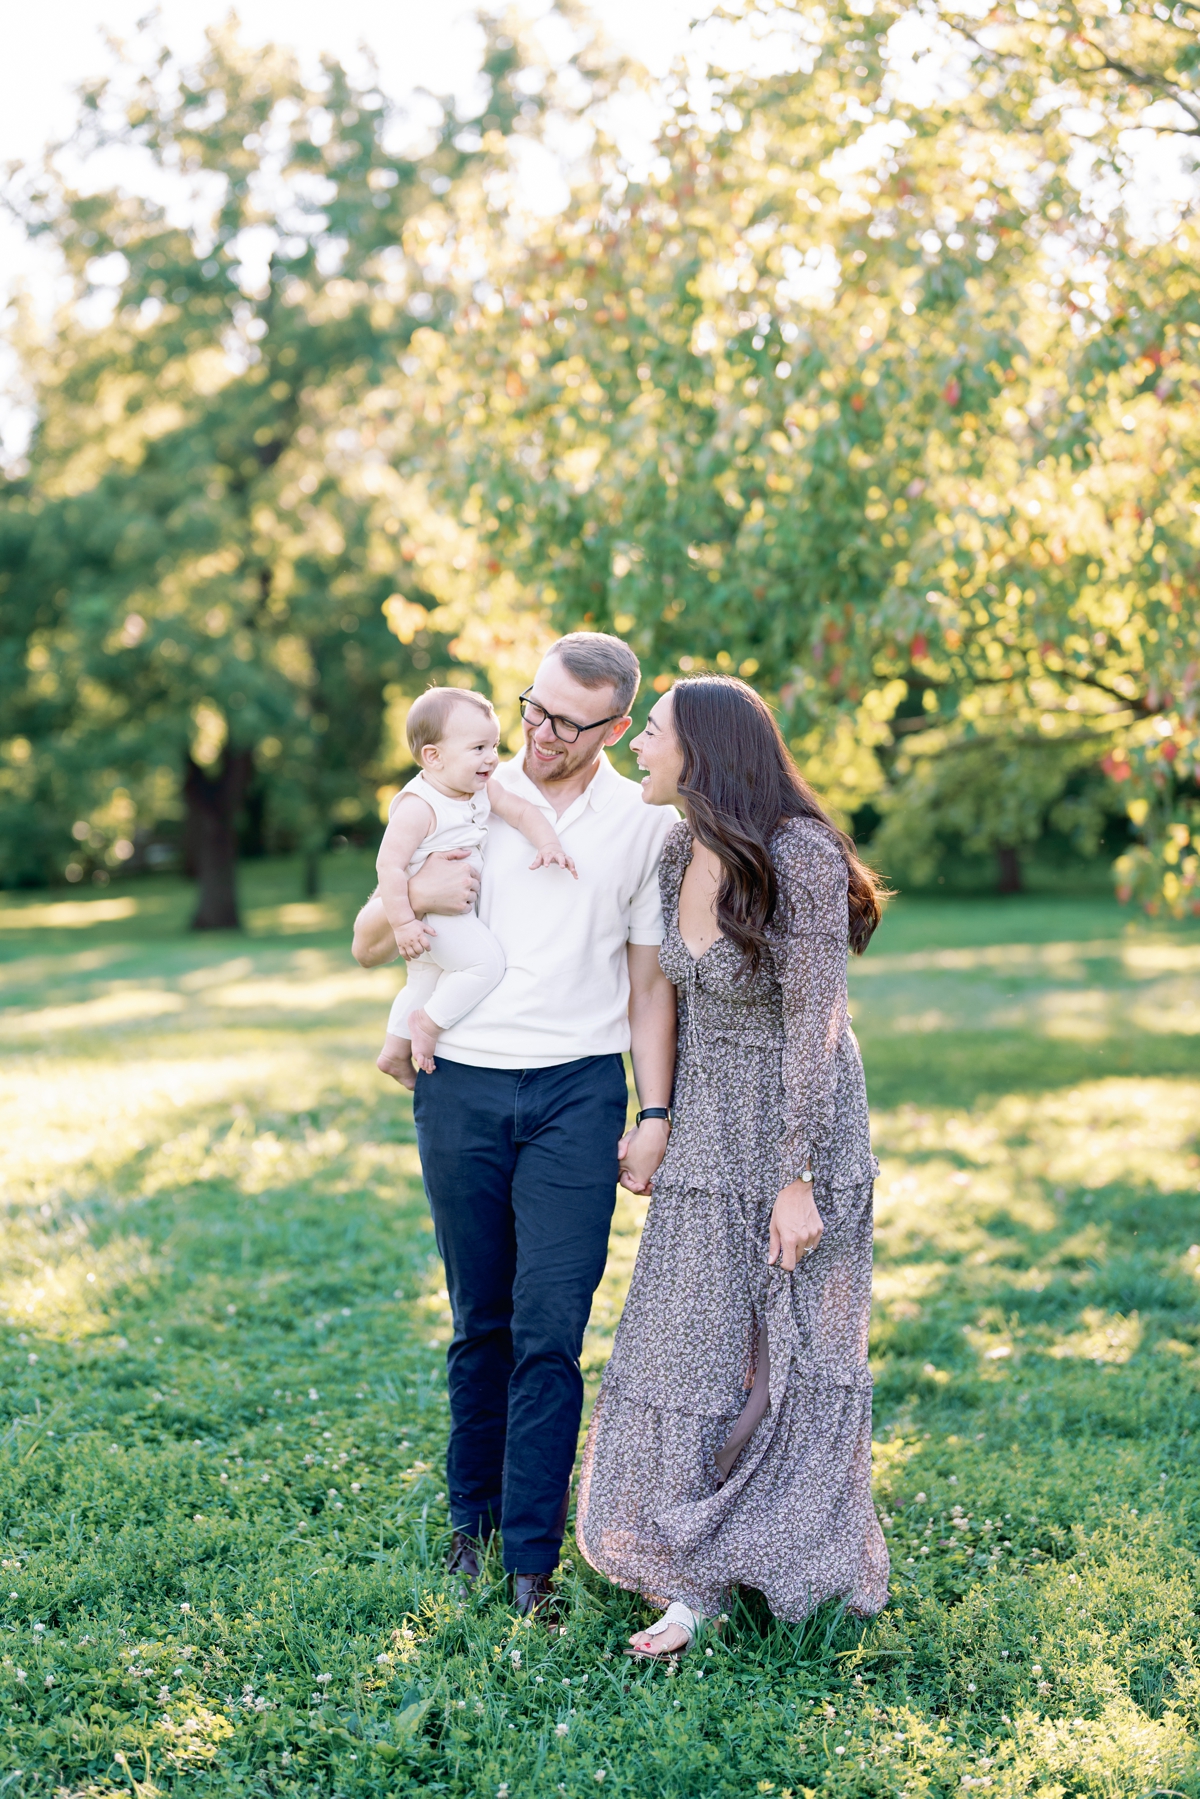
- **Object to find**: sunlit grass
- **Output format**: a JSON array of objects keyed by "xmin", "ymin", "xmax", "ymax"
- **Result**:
[{"xmin": 0, "ymin": 859, "xmax": 1198, "ymax": 1795}]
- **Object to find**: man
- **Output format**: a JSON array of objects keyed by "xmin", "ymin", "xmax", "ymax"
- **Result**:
[{"xmin": 353, "ymin": 633, "xmax": 677, "ymax": 1613}]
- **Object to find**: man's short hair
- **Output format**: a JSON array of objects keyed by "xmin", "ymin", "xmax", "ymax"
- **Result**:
[
  {"xmin": 545, "ymin": 632, "xmax": 639, "ymax": 714},
  {"xmin": 406, "ymin": 686, "xmax": 496, "ymax": 759}
]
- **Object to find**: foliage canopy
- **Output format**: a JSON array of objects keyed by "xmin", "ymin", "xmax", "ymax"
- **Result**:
[{"xmin": 2, "ymin": 0, "xmax": 1198, "ymax": 912}]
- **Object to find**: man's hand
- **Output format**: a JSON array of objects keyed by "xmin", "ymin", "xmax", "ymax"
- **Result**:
[
  {"xmin": 618, "ymin": 1118, "xmax": 670, "ymax": 1195},
  {"xmin": 407, "ymin": 848, "xmax": 480, "ymax": 918},
  {"xmin": 768, "ymin": 1179, "xmax": 824, "ymax": 1272}
]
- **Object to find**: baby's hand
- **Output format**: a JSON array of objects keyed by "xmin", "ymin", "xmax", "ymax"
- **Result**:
[
  {"xmin": 529, "ymin": 844, "xmax": 578, "ymax": 879},
  {"xmin": 394, "ymin": 918, "xmax": 432, "ymax": 960}
]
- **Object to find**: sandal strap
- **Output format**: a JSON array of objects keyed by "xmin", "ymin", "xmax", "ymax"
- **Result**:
[{"xmin": 645, "ymin": 1602, "xmax": 700, "ymax": 1644}]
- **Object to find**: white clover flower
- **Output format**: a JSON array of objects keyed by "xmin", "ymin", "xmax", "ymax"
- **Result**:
[
  {"xmin": 555, "ymin": 1722, "xmax": 569, "ymax": 1737},
  {"xmin": 180, "ymin": 1603, "xmax": 191, "ymax": 1614},
  {"xmin": 317, "ymin": 1672, "xmax": 332, "ymax": 1685},
  {"xmin": 44, "ymin": 1674, "xmax": 55, "ymax": 1689},
  {"xmin": 157, "ymin": 1685, "xmax": 170, "ymax": 1703},
  {"xmin": 510, "ymin": 1650, "xmax": 521, "ymax": 1668}
]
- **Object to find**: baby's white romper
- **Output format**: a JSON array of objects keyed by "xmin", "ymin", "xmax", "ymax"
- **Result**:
[{"xmin": 385, "ymin": 772, "xmax": 507, "ymax": 1040}]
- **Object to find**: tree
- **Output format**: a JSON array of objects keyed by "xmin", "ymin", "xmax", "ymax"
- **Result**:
[
  {"xmin": 0, "ymin": 17, "xmax": 539, "ymax": 920},
  {"xmin": 412, "ymin": 0, "xmax": 1199, "ymax": 903}
]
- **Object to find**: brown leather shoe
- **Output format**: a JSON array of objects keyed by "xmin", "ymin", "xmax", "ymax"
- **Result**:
[
  {"xmin": 447, "ymin": 1531, "xmax": 489, "ymax": 1585},
  {"xmin": 513, "ymin": 1572, "xmax": 557, "ymax": 1619}
]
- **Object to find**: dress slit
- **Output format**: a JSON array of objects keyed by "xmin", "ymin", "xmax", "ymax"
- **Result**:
[{"xmin": 714, "ymin": 1320, "xmax": 770, "ymax": 1484}]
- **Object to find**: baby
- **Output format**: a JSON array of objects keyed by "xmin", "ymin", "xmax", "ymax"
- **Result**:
[{"xmin": 376, "ymin": 686, "xmax": 576, "ymax": 1088}]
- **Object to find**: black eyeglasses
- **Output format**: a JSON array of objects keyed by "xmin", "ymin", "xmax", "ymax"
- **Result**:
[{"xmin": 518, "ymin": 689, "xmax": 627, "ymax": 745}]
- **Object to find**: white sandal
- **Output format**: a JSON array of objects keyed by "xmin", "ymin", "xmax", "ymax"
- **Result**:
[{"xmin": 624, "ymin": 1601, "xmax": 701, "ymax": 1660}]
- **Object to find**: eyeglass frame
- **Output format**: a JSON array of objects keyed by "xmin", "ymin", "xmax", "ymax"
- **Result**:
[{"xmin": 517, "ymin": 688, "xmax": 629, "ymax": 745}]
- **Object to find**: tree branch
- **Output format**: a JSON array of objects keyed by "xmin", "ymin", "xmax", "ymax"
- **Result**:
[{"xmin": 1073, "ymin": 35, "xmax": 1200, "ymax": 134}]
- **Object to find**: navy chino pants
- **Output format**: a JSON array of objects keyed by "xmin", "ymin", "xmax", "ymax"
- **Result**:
[{"xmin": 412, "ymin": 1052, "xmax": 628, "ymax": 1574}]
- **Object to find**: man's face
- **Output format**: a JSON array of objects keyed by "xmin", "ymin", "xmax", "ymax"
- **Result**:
[{"xmin": 521, "ymin": 656, "xmax": 631, "ymax": 787}]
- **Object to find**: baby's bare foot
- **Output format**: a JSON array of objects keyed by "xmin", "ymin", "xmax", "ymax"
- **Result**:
[
  {"xmin": 377, "ymin": 1035, "xmax": 417, "ymax": 1089},
  {"xmin": 408, "ymin": 1007, "xmax": 441, "ymax": 1075}
]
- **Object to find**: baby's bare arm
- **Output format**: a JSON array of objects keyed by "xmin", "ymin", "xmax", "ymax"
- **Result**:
[
  {"xmin": 486, "ymin": 780, "xmax": 560, "ymax": 851},
  {"xmin": 486, "ymin": 781, "xmax": 576, "ymax": 876},
  {"xmin": 376, "ymin": 796, "xmax": 436, "ymax": 942}
]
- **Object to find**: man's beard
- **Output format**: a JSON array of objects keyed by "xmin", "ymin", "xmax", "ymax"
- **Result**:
[{"xmin": 522, "ymin": 729, "xmax": 600, "ymax": 786}]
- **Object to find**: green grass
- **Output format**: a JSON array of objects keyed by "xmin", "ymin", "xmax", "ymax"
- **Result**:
[{"xmin": 1, "ymin": 855, "xmax": 1199, "ymax": 1797}]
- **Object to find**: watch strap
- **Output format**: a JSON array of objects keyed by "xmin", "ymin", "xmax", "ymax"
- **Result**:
[{"xmin": 636, "ymin": 1107, "xmax": 671, "ymax": 1126}]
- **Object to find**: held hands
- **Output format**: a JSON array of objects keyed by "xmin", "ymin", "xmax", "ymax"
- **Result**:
[
  {"xmin": 768, "ymin": 1178, "xmax": 824, "ymax": 1272},
  {"xmin": 393, "ymin": 918, "xmax": 433, "ymax": 961},
  {"xmin": 528, "ymin": 843, "xmax": 578, "ymax": 878},
  {"xmin": 617, "ymin": 1118, "xmax": 670, "ymax": 1195}
]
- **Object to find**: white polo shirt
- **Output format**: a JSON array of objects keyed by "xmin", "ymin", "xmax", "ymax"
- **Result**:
[{"xmin": 434, "ymin": 750, "xmax": 679, "ymax": 1071}]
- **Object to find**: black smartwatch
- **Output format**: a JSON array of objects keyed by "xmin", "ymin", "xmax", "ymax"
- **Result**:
[{"xmin": 635, "ymin": 1107, "xmax": 671, "ymax": 1126}]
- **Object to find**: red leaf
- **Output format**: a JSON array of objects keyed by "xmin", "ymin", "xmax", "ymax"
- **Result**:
[
  {"xmin": 849, "ymin": 392, "xmax": 866, "ymax": 412},
  {"xmin": 943, "ymin": 377, "xmax": 961, "ymax": 407},
  {"xmin": 910, "ymin": 633, "xmax": 928, "ymax": 659}
]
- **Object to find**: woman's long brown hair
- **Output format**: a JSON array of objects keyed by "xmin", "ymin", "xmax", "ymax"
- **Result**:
[{"xmin": 671, "ymin": 674, "xmax": 888, "ymax": 967}]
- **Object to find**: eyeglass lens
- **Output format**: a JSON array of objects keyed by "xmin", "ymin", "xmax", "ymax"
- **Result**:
[{"xmin": 521, "ymin": 699, "xmax": 580, "ymax": 743}]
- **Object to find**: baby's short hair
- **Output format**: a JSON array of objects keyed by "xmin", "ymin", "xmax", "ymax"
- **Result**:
[{"xmin": 406, "ymin": 686, "xmax": 497, "ymax": 759}]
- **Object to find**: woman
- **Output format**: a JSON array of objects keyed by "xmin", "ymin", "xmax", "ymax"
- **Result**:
[{"xmin": 577, "ymin": 674, "xmax": 890, "ymax": 1655}]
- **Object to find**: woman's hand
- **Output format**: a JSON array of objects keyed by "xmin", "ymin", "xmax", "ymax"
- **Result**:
[
  {"xmin": 768, "ymin": 1179, "xmax": 824, "ymax": 1271},
  {"xmin": 617, "ymin": 1118, "xmax": 671, "ymax": 1195}
]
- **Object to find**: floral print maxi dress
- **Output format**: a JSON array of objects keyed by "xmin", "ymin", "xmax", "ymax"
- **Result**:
[{"xmin": 576, "ymin": 817, "xmax": 889, "ymax": 1621}]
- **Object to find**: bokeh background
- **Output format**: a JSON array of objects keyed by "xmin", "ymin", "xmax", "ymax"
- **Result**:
[{"xmin": 2, "ymin": 0, "xmax": 1198, "ymax": 924}]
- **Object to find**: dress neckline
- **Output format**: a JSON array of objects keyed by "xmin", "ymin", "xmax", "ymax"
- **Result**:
[
  {"xmin": 675, "ymin": 834, "xmax": 727, "ymax": 964},
  {"xmin": 673, "ymin": 915, "xmax": 725, "ymax": 966}
]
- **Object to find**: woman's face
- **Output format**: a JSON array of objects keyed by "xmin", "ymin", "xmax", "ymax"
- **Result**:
[{"xmin": 630, "ymin": 690, "xmax": 685, "ymax": 807}]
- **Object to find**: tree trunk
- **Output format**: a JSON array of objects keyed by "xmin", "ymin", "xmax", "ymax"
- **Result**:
[
  {"xmin": 303, "ymin": 850, "xmax": 320, "ymax": 898},
  {"xmin": 996, "ymin": 844, "xmax": 1023, "ymax": 895},
  {"xmin": 184, "ymin": 749, "xmax": 252, "ymax": 930}
]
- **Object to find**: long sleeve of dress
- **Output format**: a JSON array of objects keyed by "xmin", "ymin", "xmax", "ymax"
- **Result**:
[{"xmin": 768, "ymin": 820, "xmax": 853, "ymax": 1189}]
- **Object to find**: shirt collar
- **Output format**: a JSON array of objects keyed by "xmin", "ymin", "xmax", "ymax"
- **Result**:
[{"xmin": 505, "ymin": 748, "xmax": 619, "ymax": 813}]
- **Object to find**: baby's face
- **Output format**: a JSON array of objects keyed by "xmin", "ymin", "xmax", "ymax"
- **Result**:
[{"xmin": 426, "ymin": 705, "xmax": 501, "ymax": 792}]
